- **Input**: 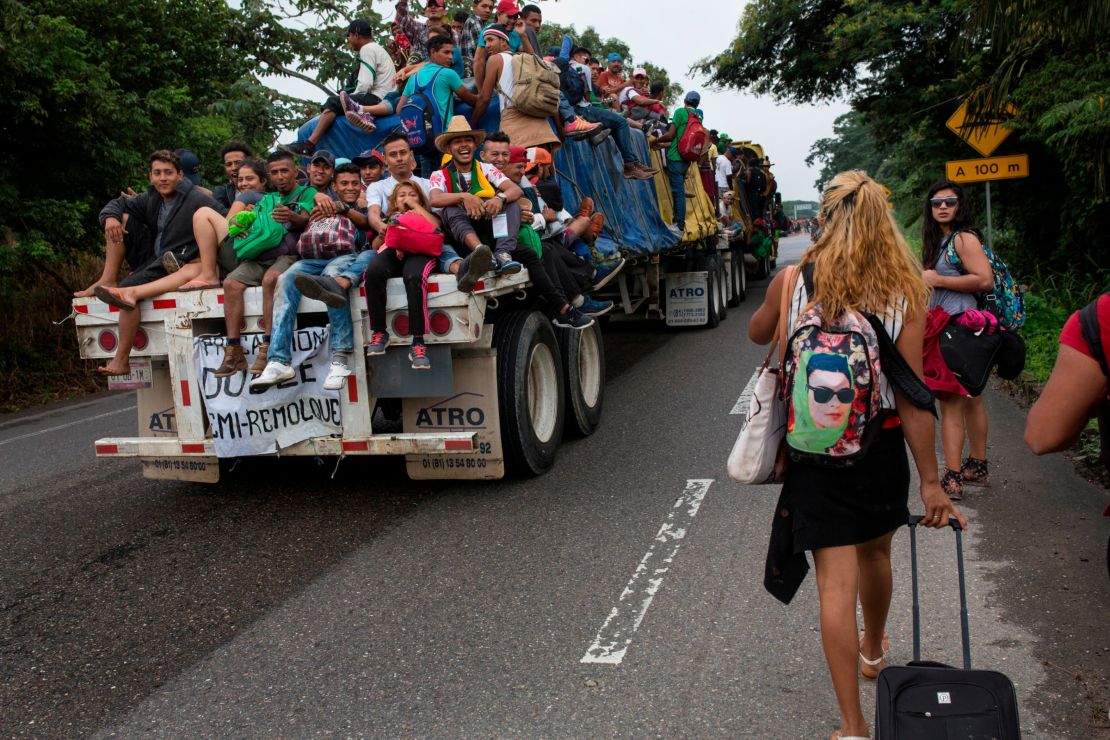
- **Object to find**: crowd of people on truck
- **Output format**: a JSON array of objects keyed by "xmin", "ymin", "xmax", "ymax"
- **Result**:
[{"xmin": 77, "ymin": 2, "xmax": 756, "ymax": 384}]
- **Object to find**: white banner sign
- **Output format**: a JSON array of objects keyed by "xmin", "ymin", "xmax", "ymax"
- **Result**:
[{"xmin": 193, "ymin": 328, "xmax": 343, "ymax": 457}]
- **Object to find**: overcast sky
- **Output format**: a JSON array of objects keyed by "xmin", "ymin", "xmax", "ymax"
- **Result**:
[{"xmin": 275, "ymin": 0, "xmax": 849, "ymax": 200}]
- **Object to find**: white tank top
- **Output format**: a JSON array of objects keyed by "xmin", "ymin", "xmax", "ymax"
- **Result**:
[
  {"xmin": 496, "ymin": 52, "xmax": 516, "ymax": 111},
  {"xmin": 785, "ymin": 269, "xmax": 907, "ymax": 411}
]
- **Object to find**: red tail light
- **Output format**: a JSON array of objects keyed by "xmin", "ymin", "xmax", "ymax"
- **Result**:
[
  {"xmin": 429, "ymin": 311, "xmax": 452, "ymax": 336},
  {"xmin": 97, "ymin": 330, "xmax": 117, "ymax": 352},
  {"xmin": 392, "ymin": 314, "xmax": 410, "ymax": 336},
  {"xmin": 132, "ymin": 328, "xmax": 148, "ymax": 350}
]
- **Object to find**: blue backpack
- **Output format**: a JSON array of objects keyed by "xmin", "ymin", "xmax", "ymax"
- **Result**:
[
  {"xmin": 400, "ymin": 68, "xmax": 445, "ymax": 153},
  {"xmin": 552, "ymin": 57, "xmax": 586, "ymax": 107},
  {"xmin": 943, "ymin": 229, "xmax": 1025, "ymax": 330}
]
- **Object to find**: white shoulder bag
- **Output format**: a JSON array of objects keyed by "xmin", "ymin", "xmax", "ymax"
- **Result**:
[{"xmin": 726, "ymin": 266, "xmax": 796, "ymax": 484}]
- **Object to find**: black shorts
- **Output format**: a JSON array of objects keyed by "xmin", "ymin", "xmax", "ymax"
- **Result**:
[{"xmin": 784, "ymin": 426, "xmax": 911, "ymax": 552}]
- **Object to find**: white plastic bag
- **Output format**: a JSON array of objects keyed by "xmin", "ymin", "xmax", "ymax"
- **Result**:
[{"xmin": 727, "ymin": 364, "xmax": 786, "ymax": 484}]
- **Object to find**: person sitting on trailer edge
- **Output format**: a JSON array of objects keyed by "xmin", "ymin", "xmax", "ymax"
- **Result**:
[
  {"xmin": 89, "ymin": 150, "xmax": 229, "ymax": 375},
  {"xmin": 353, "ymin": 149, "xmax": 385, "ymax": 188},
  {"xmin": 363, "ymin": 181, "xmax": 446, "ymax": 370},
  {"xmin": 251, "ymin": 163, "xmax": 372, "ymax": 390},
  {"xmin": 213, "ymin": 150, "xmax": 328, "ymax": 378},
  {"xmin": 81, "ymin": 149, "xmax": 226, "ymax": 302}
]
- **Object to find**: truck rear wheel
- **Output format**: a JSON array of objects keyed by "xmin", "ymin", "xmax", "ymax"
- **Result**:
[
  {"xmin": 706, "ymin": 268, "xmax": 721, "ymax": 329},
  {"xmin": 558, "ymin": 322, "xmax": 605, "ymax": 437},
  {"xmin": 728, "ymin": 248, "xmax": 745, "ymax": 306},
  {"xmin": 716, "ymin": 260, "xmax": 729, "ymax": 322},
  {"xmin": 494, "ymin": 310, "xmax": 565, "ymax": 476}
]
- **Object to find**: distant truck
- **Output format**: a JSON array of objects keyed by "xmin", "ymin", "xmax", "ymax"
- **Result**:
[{"xmin": 75, "ymin": 128, "xmax": 775, "ymax": 483}]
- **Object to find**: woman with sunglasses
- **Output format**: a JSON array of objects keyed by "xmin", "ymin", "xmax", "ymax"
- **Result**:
[
  {"xmin": 921, "ymin": 180, "xmax": 996, "ymax": 501},
  {"xmin": 749, "ymin": 171, "xmax": 965, "ymax": 740}
]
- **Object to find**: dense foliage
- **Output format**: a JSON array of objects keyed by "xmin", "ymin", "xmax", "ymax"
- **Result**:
[{"xmin": 696, "ymin": 0, "xmax": 1110, "ymax": 282}]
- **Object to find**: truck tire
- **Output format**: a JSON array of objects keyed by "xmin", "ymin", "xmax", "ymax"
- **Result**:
[
  {"xmin": 493, "ymin": 310, "xmax": 565, "ymax": 476},
  {"xmin": 706, "ymin": 268, "xmax": 721, "ymax": 329},
  {"xmin": 728, "ymin": 248, "xmax": 746, "ymax": 306},
  {"xmin": 557, "ymin": 322, "xmax": 605, "ymax": 437},
  {"xmin": 716, "ymin": 260, "xmax": 729, "ymax": 322}
]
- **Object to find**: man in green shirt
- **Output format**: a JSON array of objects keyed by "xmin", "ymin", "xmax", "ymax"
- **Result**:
[
  {"xmin": 216, "ymin": 151, "xmax": 320, "ymax": 376},
  {"xmin": 654, "ymin": 91, "xmax": 701, "ymax": 236}
]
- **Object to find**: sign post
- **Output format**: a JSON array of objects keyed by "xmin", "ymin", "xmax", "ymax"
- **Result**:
[{"xmin": 945, "ymin": 100, "xmax": 1023, "ymax": 251}]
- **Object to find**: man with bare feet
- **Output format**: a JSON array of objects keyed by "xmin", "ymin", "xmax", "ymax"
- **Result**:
[{"xmin": 77, "ymin": 150, "xmax": 225, "ymax": 300}]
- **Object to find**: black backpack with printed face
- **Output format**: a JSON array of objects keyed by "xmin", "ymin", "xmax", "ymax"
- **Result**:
[{"xmin": 1078, "ymin": 292, "xmax": 1110, "ymax": 470}]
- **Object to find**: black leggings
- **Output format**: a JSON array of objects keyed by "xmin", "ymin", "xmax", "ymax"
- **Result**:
[
  {"xmin": 365, "ymin": 249, "xmax": 436, "ymax": 336},
  {"xmin": 511, "ymin": 246, "xmax": 567, "ymax": 315}
]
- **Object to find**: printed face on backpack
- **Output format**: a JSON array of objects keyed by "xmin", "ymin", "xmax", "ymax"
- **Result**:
[{"xmin": 803, "ymin": 354, "xmax": 854, "ymax": 431}]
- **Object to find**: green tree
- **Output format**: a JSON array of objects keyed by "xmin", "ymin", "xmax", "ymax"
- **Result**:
[
  {"xmin": 695, "ymin": 0, "xmax": 1110, "ymax": 276},
  {"xmin": 805, "ymin": 112, "xmax": 885, "ymax": 192}
]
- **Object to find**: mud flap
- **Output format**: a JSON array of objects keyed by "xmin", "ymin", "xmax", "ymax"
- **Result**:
[{"xmin": 404, "ymin": 350, "xmax": 505, "ymax": 480}]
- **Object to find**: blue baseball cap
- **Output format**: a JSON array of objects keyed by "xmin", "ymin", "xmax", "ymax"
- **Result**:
[
  {"xmin": 607, "ymin": 52, "xmax": 622, "ymax": 63},
  {"xmin": 684, "ymin": 91, "xmax": 701, "ymax": 106}
]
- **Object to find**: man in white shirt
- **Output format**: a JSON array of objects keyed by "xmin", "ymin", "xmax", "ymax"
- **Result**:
[
  {"xmin": 715, "ymin": 146, "xmax": 735, "ymax": 195},
  {"xmin": 281, "ymin": 19, "xmax": 398, "ymax": 155}
]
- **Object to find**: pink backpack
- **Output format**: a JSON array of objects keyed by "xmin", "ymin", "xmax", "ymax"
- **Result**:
[{"xmin": 382, "ymin": 211, "xmax": 444, "ymax": 257}]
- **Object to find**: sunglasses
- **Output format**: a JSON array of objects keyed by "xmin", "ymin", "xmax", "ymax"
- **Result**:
[
  {"xmin": 808, "ymin": 385, "xmax": 854, "ymax": 404},
  {"xmin": 930, "ymin": 196, "xmax": 958, "ymax": 208}
]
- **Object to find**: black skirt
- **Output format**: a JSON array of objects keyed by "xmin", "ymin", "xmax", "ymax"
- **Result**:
[{"xmin": 784, "ymin": 427, "xmax": 911, "ymax": 552}]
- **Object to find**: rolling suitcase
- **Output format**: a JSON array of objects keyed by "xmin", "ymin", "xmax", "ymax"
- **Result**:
[{"xmin": 874, "ymin": 516, "xmax": 1021, "ymax": 739}]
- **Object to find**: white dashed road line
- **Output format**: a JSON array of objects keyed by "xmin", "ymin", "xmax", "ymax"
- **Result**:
[
  {"xmin": 581, "ymin": 478, "xmax": 714, "ymax": 665},
  {"xmin": 730, "ymin": 367, "xmax": 761, "ymax": 415}
]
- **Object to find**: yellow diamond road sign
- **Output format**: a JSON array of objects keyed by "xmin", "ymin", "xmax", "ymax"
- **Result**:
[{"xmin": 946, "ymin": 101, "xmax": 1017, "ymax": 157}]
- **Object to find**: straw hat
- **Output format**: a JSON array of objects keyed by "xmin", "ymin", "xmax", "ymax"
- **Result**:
[{"xmin": 435, "ymin": 116, "xmax": 486, "ymax": 153}]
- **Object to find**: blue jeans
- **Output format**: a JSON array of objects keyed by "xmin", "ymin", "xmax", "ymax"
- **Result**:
[
  {"xmin": 559, "ymin": 92, "xmax": 576, "ymax": 126},
  {"xmin": 439, "ymin": 243, "xmax": 462, "ymax": 274},
  {"xmin": 333, "ymin": 249, "xmax": 375, "ymax": 285},
  {"xmin": 269, "ymin": 256, "xmax": 365, "ymax": 366},
  {"xmin": 666, "ymin": 158, "xmax": 690, "ymax": 229},
  {"xmin": 578, "ymin": 105, "xmax": 636, "ymax": 164}
]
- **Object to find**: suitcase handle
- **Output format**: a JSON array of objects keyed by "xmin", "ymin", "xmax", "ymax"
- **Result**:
[{"xmin": 908, "ymin": 514, "xmax": 972, "ymax": 670}]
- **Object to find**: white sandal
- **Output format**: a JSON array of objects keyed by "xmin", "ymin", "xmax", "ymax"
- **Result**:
[{"xmin": 831, "ymin": 731, "xmax": 871, "ymax": 740}]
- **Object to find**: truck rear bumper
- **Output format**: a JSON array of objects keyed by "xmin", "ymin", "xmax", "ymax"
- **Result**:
[{"xmin": 93, "ymin": 432, "xmax": 477, "ymax": 458}]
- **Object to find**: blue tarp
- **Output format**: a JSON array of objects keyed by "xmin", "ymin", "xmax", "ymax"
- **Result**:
[
  {"xmin": 553, "ymin": 129, "xmax": 678, "ymax": 255},
  {"xmin": 297, "ymin": 100, "xmax": 675, "ymax": 255},
  {"xmin": 296, "ymin": 100, "xmax": 503, "ymax": 162}
]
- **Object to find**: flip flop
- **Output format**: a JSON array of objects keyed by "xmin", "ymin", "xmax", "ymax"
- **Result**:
[
  {"xmin": 93, "ymin": 285, "xmax": 136, "ymax": 311},
  {"xmin": 179, "ymin": 280, "xmax": 221, "ymax": 292}
]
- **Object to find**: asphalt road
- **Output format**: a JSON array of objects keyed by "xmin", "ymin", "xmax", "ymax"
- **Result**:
[{"xmin": 2, "ymin": 235, "xmax": 1107, "ymax": 738}]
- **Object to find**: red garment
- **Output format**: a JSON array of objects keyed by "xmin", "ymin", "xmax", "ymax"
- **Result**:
[
  {"xmin": 923, "ymin": 306, "xmax": 968, "ymax": 397},
  {"xmin": 1060, "ymin": 294, "xmax": 1110, "ymax": 359}
]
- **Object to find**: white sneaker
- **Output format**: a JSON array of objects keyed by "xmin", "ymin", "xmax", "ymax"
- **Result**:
[
  {"xmin": 250, "ymin": 360, "xmax": 295, "ymax": 389},
  {"xmin": 323, "ymin": 361, "xmax": 352, "ymax": 390}
]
